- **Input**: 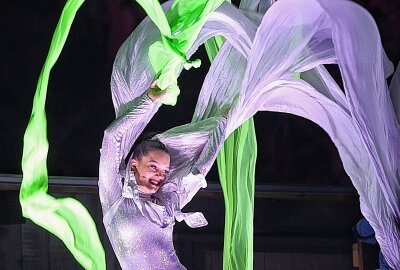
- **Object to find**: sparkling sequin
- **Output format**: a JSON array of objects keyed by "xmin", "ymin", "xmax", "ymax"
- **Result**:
[{"xmin": 107, "ymin": 203, "xmax": 186, "ymax": 270}]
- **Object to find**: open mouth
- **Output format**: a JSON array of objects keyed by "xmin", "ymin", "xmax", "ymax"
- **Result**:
[{"xmin": 149, "ymin": 179, "xmax": 162, "ymax": 188}]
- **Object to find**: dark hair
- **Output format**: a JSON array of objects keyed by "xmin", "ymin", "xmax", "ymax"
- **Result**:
[
  {"xmin": 131, "ymin": 139, "xmax": 169, "ymax": 160},
  {"xmin": 126, "ymin": 132, "xmax": 169, "ymax": 163}
]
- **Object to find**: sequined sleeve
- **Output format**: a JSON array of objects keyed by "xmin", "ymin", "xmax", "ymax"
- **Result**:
[{"xmin": 99, "ymin": 93, "xmax": 161, "ymax": 212}]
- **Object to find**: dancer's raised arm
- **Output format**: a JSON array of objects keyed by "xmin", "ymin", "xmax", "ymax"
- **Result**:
[{"xmin": 98, "ymin": 87, "xmax": 162, "ymax": 212}]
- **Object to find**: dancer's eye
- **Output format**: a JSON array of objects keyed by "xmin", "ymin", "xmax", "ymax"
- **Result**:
[{"xmin": 149, "ymin": 165, "xmax": 157, "ymax": 171}]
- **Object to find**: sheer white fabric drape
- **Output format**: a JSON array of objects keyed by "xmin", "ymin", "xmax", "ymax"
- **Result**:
[{"xmin": 111, "ymin": 0, "xmax": 400, "ymax": 267}]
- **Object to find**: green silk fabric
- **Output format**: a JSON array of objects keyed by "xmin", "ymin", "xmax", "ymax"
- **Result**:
[
  {"xmin": 20, "ymin": 0, "xmax": 105, "ymax": 269},
  {"xmin": 205, "ymin": 33, "xmax": 257, "ymax": 270},
  {"xmin": 217, "ymin": 120, "xmax": 257, "ymax": 270},
  {"xmin": 136, "ymin": 0, "xmax": 224, "ymax": 105}
]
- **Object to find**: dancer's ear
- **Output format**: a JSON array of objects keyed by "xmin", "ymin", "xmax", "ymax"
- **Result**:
[{"xmin": 131, "ymin": 159, "xmax": 138, "ymax": 171}]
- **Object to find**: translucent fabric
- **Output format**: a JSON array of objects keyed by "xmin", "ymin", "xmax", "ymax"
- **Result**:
[
  {"xmin": 113, "ymin": 0, "xmax": 400, "ymax": 268},
  {"xmin": 204, "ymin": 1, "xmax": 260, "ymax": 268},
  {"xmin": 216, "ymin": 119, "xmax": 257, "ymax": 270},
  {"xmin": 20, "ymin": 0, "xmax": 106, "ymax": 269},
  {"xmin": 131, "ymin": 0, "xmax": 225, "ymax": 105}
]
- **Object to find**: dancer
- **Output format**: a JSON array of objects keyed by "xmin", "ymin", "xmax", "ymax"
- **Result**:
[{"xmin": 98, "ymin": 83, "xmax": 227, "ymax": 269}]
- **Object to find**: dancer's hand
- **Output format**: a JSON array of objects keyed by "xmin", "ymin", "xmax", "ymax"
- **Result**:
[{"xmin": 148, "ymin": 80, "xmax": 167, "ymax": 102}]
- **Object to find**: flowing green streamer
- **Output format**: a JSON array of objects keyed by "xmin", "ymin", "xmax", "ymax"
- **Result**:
[
  {"xmin": 20, "ymin": 0, "xmax": 105, "ymax": 269},
  {"xmin": 217, "ymin": 120, "xmax": 257, "ymax": 270},
  {"xmin": 205, "ymin": 31, "xmax": 257, "ymax": 269},
  {"xmin": 135, "ymin": 0, "xmax": 224, "ymax": 105}
]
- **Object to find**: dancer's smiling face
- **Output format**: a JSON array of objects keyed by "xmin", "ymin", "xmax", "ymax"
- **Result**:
[{"xmin": 131, "ymin": 150, "xmax": 170, "ymax": 194}]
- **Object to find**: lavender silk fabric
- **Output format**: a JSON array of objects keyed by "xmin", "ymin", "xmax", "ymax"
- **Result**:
[{"xmin": 103, "ymin": 0, "xmax": 400, "ymax": 268}]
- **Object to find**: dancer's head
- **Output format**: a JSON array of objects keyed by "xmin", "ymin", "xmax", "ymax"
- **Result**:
[{"xmin": 131, "ymin": 139, "xmax": 170, "ymax": 194}]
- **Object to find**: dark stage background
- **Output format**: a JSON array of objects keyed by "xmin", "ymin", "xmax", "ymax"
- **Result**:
[
  {"xmin": 1, "ymin": 0, "xmax": 399, "ymax": 269},
  {"xmin": 1, "ymin": 0, "xmax": 399, "ymax": 184}
]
